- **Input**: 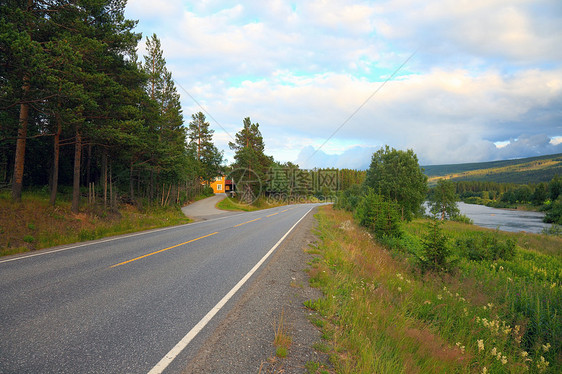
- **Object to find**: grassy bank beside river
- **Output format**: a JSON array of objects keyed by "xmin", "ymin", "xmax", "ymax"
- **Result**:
[{"xmin": 305, "ymin": 205, "xmax": 560, "ymax": 373}]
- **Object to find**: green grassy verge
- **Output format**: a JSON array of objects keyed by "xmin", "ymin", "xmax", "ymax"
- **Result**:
[
  {"xmin": 216, "ymin": 195, "xmax": 286, "ymax": 212},
  {"xmin": 0, "ymin": 191, "xmax": 191, "ymax": 257},
  {"xmin": 306, "ymin": 206, "xmax": 560, "ymax": 373}
]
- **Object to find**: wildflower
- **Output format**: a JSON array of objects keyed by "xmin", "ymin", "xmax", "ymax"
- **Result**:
[
  {"xmin": 537, "ymin": 356, "xmax": 549, "ymax": 372},
  {"xmin": 497, "ymin": 352, "xmax": 502, "ymax": 361},
  {"xmin": 542, "ymin": 343, "xmax": 551, "ymax": 352},
  {"xmin": 437, "ymin": 294, "xmax": 442, "ymax": 300},
  {"xmin": 482, "ymin": 367, "xmax": 487, "ymax": 374},
  {"xmin": 397, "ymin": 287, "xmax": 402, "ymax": 292},
  {"xmin": 396, "ymin": 273, "xmax": 403, "ymax": 280},
  {"xmin": 501, "ymin": 355, "xmax": 507, "ymax": 365},
  {"xmin": 477, "ymin": 339, "xmax": 484, "ymax": 352},
  {"xmin": 483, "ymin": 306, "xmax": 487, "ymax": 310},
  {"xmin": 499, "ymin": 265, "xmax": 504, "ymax": 270},
  {"xmin": 521, "ymin": 351, "xmax": 531, "ymax": 361},
  {"xmin": 491, "ymin": 347, "xmax": 497, "ymax": 356},
  {"xmin": 487, "ymin": 303, "xmax": 494, "ymax": 308}
]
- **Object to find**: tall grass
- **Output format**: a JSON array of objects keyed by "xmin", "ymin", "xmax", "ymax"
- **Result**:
[
  {"xmin": 306, "ymin": 206, "xmax": 560, "ymax": 373},
  {"xmin": 0, "ymin": 191, "xmax": 191, "ymax": 256}
]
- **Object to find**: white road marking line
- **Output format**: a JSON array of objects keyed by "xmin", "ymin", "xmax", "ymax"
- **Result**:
[{"xmin": 147, "ymin": 206, "xmax": 314, "ymax": 374}]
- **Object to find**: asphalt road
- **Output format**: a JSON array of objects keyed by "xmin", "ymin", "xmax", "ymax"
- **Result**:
[{"xmin": 0, "ymin": 203, "xmax": 318, "ymax": 374}]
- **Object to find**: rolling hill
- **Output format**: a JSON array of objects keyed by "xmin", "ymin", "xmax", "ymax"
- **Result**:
[{"xmin": 422, "ymin": 153, "xmax": 562, "ymax": 185}]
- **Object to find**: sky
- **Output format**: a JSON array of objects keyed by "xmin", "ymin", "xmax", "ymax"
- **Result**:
[{"xmin": 125, "ymin": 0, "xmax": 562, "ymax": 169}]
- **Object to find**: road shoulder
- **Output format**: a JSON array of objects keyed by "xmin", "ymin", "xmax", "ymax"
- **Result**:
[{"xmin": 182, "ymin": 207, "xmax": 331, "ymax": 373}]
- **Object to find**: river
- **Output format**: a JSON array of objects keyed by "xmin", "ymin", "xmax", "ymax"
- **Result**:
[{"xmin": 456, "ymin": 202, "xmax": 551, "ymax": 234}]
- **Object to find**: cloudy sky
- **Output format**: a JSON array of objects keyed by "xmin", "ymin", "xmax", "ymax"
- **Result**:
[{"xmin": 125, "ymin": 0, "xmax": 562, "ymax": 169}]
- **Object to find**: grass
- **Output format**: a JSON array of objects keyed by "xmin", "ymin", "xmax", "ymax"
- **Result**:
[
  {"xmin": 274, "ymin": 309, "xmax": 292, "ymax": 358},
  {"xmin": 216, "ymin": 195, "xmax": 286, "ymax": 212},
  {"xmin": 305, "ymin": 205, "xmax": 560, "ymax": 373},
  {"xmin": 0, "ymin": 191, "xmax": 191, "ymax": 257}
]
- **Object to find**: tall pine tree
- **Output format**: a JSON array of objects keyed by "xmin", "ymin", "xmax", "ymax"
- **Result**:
[
  {"xmin": 229, "ymin": 117, "xmax": 272, "ymax": 201},
  {"xmin": 187, "ymin": 112, "xmax": 223, "ymax": 185}
]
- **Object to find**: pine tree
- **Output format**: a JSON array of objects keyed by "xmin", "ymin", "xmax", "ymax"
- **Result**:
[
  {"xmin": 187, "ymin": 112, "xmax": 223, "ymax": 185},
  {"xmin": 229, "ymin": 117, "xmax": 272, "ymax": 201}
]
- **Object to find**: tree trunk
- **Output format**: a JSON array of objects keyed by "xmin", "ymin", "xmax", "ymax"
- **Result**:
[
  {"xmin": 72, "ymin": 129, "xmax": 82, "ymax": 213},
  {"xmin": 86, "ymin": 143, "xmax": 92, "ymax": 186},
  {"xmin": 102, "ymin": 150, "xmax": 107, "ymax": 208},
  {"xmin": 11, "ymin": 76, "xmax": 30, "ymax": 202},
  {"xmin": 50, "ymin": 114, "xmax": 62, "ymax": 206},
  {"xmin": 129, "ymin": 161, "xmax": 134, "ymax": 202}
]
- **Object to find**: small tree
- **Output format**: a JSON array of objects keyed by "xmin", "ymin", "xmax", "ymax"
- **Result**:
[
  {"xmin": 428, "ymin": 179, "xmax": 460, "ymax": 220},
  {"xmin": 420, "ymin": 220, "xmax": 450, "ymax": 273}
]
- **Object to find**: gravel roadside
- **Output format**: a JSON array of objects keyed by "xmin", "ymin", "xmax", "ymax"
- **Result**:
[{"xmin": 182, "ymin": 207, "xmax": 332, "ymax": 374}]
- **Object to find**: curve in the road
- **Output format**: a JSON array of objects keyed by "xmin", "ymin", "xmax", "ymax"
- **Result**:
[{"xmin": 181, "ymin": 193, "xmax": 238, "ymax": 221}]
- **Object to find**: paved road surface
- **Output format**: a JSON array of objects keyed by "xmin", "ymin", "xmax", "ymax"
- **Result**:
[
  {"xmin": 181, "ymin": 193, "xmax": 236, "ymax": 221},
  {"xmin": 0, "ymin": 203, "xmax": 318, "ymax": 373}
]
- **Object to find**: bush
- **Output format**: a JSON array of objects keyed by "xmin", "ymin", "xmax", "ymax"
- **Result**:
[
  {"xmin": 334, "ymin": 184, "xmax": 363, "ymax": 212},
  {"xmin": 202, "ymin": 186, "xmax": 215, "ymax": 197},
  {"xmin": 354, "ymin": 189, "xmax": 402, "ymax": 239},
  {"xmin": 455, "ymin": 232, "xmax": 516, "ymax": 261},
  {"xmin": 544, "ymin": 196, "xmax": 562, "ymax": 224},
  {"xmin": 451, "ymin": 214, "xmax": 473, "ymax": 224}
]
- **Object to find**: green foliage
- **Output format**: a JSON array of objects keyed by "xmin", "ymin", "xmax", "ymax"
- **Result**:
[
  {"xmin": 187, "ymin": 112, "xmax": 223, "ymax": 183},
  {"xmin": 544, "ymin": 197, "xmax": 562, "ymax": 225},
  {"xmin": 428, "ymin": 179, "xmax": 460, "ymax": 220},
  {"xmin": 334, "ymin": 184, "xmax": 363, "ymax": 211},
  {"xmin": 364, "ymin": 145, "xmax": 427, "ymax": 221},
  {"xmin": 450, "ymin": 214, "xmax": 473, "ymax": 224},
  {"xmin": 354, "ymin": 189, "xmax": 402, "ymax": 239},
  {"xmin": 228, "ymin": 117, "xmax": 273, "ymax": 201},
  {"xmin": 419, "ymin": 220, "xmax": 450, "ymax": 272},
  {"xmin": 455, "ymin": 233, "xmax": 516, "ymax": 261},
  {"xmin": 23, "ymin": 235, "xmax": 34, "ymax": 243}
]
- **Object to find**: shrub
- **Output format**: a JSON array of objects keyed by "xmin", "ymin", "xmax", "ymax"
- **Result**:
[
  {"xmin": 334, "ymin": 184, "xmax": 363, "ymax": 212},
  {"xmin": 455, "ymin": 232, "xmax": 516, "ymax": 261},
  {"xmin": 354, "ymin": 189, "xmax": 402, "ymax": 239},
  {"xmin": 202, "ymin": 186, "xmax": 215, "ymax": 197},
  {"xmin": 23, "ymin": 235, "xmax": 35, "ymax": 243},
  {"xmin": 451, "ymin": 214, "xmax": 473, "ymax": 224}
]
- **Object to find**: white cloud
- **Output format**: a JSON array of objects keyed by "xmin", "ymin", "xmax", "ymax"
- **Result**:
[{"xmin": 126, "ymin": 0, "xmax": 562, "ymax": 168}]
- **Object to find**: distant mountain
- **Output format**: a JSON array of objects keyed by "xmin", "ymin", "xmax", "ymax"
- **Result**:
[{"xmin": 422, "ymin": 153, "xmax": 562, "ymax": 185}]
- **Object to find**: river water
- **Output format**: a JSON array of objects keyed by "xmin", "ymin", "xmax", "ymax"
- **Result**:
[{"xmin": 456, "ymin": 202, "xmax": 551, "ymax": 234}]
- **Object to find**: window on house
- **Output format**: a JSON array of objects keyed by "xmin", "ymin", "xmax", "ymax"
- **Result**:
[{"xmin": 217, "ymin": 184, "xmax": 222, "ymax": 191}]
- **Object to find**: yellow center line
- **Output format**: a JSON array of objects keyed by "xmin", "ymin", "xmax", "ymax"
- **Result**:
[
  {"xmin": 280, "ymin": 209, "xmax": 289, "ymax": 212},
  {"xmin": 233, "ymin": 218, "xmax": 262, "ymax": 227},
  {"xmin": 266, "ymin": 212, "xmax": 279, "ymax": 217},
  {"xmin": 110, "ymin": 232, "xmax": 219, "ymax": 268}
]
